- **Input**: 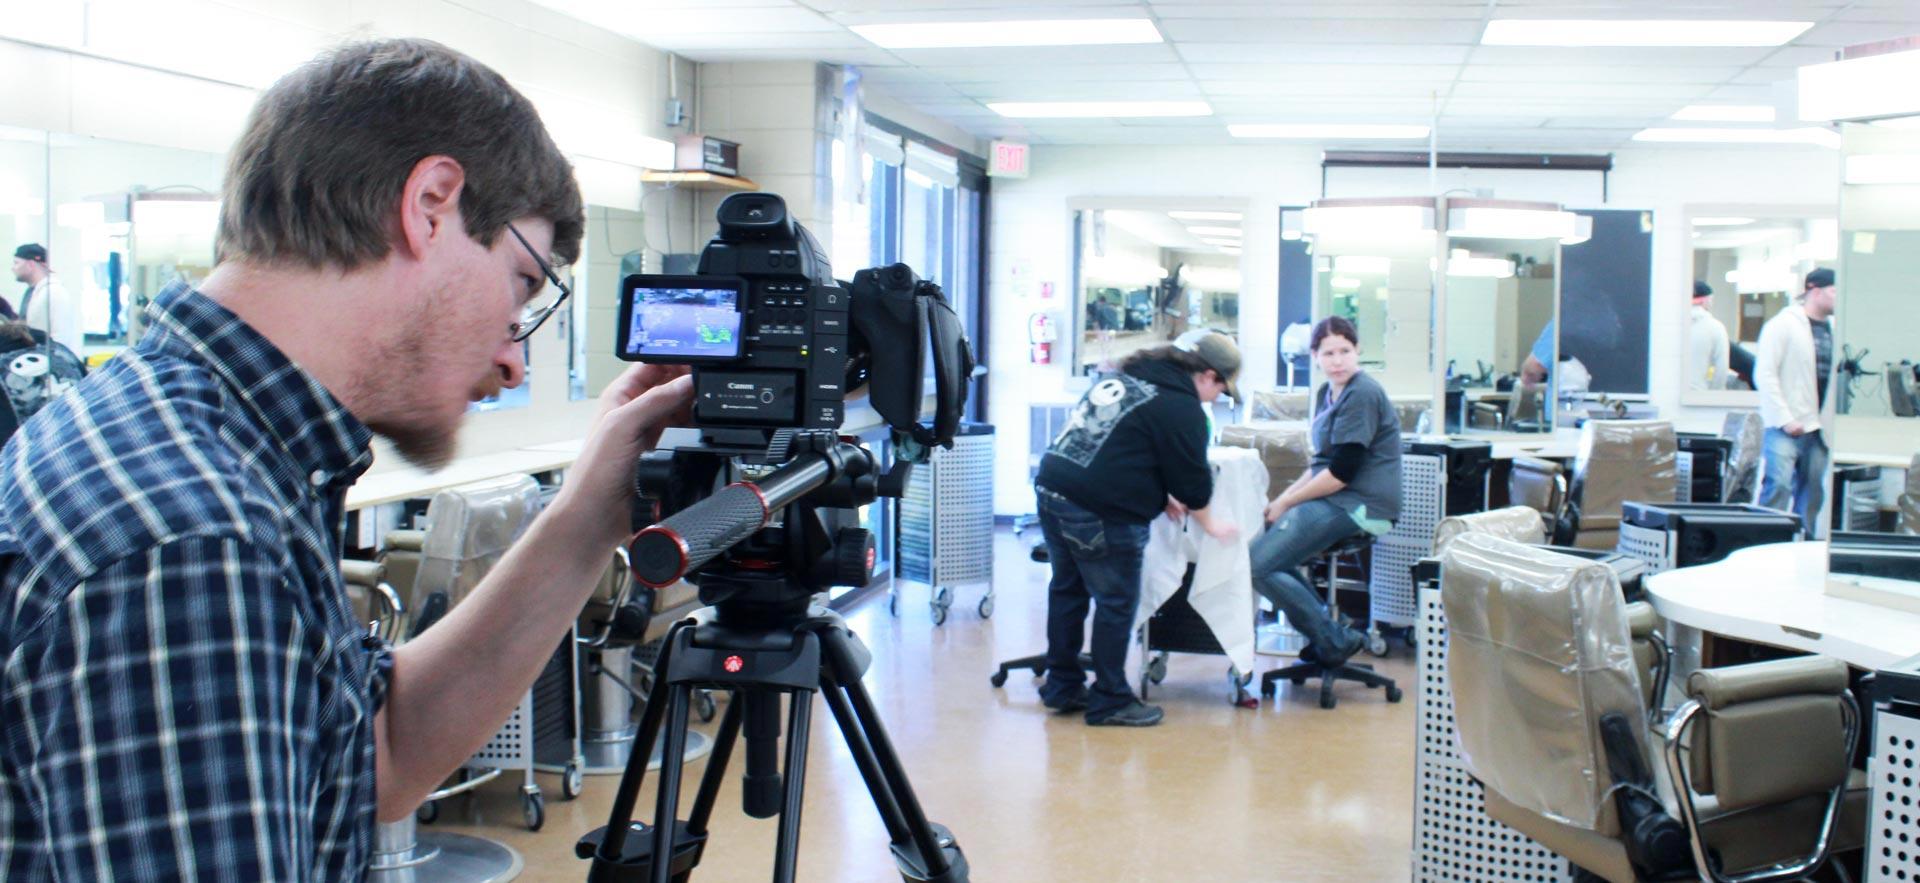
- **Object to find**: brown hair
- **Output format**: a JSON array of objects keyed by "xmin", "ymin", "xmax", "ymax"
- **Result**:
[
  {"xmin": 216, "ymin": 39, "xmax": 584, "ymax": 269},
  {"xmin": 1310, "ymin": 316, "xmax": 1360, "ymax": 352},
  {"xmin": 1120, "ymin": 344, "xmax": 1213, "ymax": 377}
]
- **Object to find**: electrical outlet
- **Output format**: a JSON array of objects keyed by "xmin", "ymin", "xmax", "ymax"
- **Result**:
[{"xmin": 664, "ymin": 98, "xmax": 685, "ymax": 128}]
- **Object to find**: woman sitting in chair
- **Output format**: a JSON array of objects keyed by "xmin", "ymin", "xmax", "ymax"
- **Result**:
[{"xmin": 1251, "ymin": 316, "xmax": 1403, "ymax": 668}]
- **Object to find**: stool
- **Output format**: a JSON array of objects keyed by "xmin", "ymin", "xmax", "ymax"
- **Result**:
[{"xmin": 1259, "ymin": 534, "xmax": 1403, "ymax": 710}]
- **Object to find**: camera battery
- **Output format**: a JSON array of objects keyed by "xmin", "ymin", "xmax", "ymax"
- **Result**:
[{"xmin": 696, "ymin": 371, "xmax": 798, "ymax": 425}]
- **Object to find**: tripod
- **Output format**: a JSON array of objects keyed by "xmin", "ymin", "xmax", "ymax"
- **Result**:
[{"xmin": 576, "ymin": 592, "xmax": 969, "ymax": 883}]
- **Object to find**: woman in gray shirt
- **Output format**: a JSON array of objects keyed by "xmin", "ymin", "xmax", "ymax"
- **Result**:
[{"xmin": 1249, "ymin": 316, "xmax": 1403, "ymax": 667}]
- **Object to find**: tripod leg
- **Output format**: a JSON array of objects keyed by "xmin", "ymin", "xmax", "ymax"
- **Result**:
[
  {"xmin": 820, "ymin": 630, "xmax": 953, "ymax": 879},
  {"xmin": 597, "ymin": 620, "xmax": 689, "ymax": 862},
  {"xmin": 686, "ymin": 690, "xmax": 743, "ymax": 837},
  {"xmin": 819, "ymin": 673, "xmax": 909, "ymax": 843},
  {"xmin": 649, "ymin": 681, "xmax": 694, "ymax": 883},
  {"xmin": 770, "ymin": 689, "xmax": 814, "ymax": 883}
]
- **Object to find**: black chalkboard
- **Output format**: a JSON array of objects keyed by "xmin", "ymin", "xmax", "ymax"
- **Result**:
[
  {"xmin": 1560, "ymin": 209, "xmax": 1654, "ymax": 395},
  {"xmin": 1277, "ymin": 206, "xmax": 1313, "ymax": 383}
]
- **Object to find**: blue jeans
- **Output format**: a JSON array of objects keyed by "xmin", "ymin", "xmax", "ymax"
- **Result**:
[
  {"xmin": 1759, "ymin": 428, "xmax": 1829, "ymax": 535},
  {"xmin": 1248, "ymin": 499, "xmax": 1365, "ymax": 656},
  {"xmin": 1037, "ymin": 489, "xmax": 1149, "ymax": 719}
]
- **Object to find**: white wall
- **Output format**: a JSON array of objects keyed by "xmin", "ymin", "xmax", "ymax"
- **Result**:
[
  {"xmin": 988, "ymin": 143, "xmax": 1842, "ymax": 515},
  {"xmin": 0, "ymin": 0, "xmax": 702, "ymax": 474}
]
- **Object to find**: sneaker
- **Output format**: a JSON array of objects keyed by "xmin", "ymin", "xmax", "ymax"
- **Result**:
[
  {"xmin": 1086, "ymin": 700, "xmax": 1164, "ymax": 727},
  {"xmin": 1042, "ymin": 688, "xmax": 1089, "ymax": 713}
]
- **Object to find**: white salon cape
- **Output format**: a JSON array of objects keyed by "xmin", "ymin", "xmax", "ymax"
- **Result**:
[{"xmin": 1135, "ymin": 447, "xmax": 1270, "ymax": 674}]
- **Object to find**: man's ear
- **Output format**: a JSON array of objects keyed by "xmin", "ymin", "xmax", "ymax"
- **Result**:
[{"xmin": 396, "ymin": 155, "xmax": 467, "ymax": 261}]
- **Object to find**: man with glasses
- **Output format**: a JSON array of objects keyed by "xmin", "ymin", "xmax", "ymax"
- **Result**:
[{"xmin": 0, "ymin": 40, "xmax": 694, "ymax": 880}]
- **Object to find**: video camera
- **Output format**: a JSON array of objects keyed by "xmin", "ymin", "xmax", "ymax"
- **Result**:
[{"xmin": 616, "ymin": 192, "xmax": 973, "ymax": 609}]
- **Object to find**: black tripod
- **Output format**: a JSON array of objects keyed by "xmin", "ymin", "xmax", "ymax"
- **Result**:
[
  {"xmin": 577, "ymin": 600, "xmax": 968, "ymax": 883},
  {"xmin": 576, "ymin": 434, "xmax": 968, "ymax": 883}
]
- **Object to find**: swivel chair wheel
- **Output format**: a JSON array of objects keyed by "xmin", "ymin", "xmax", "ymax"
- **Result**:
[
  {"xmin": 561, "ymin": 762, "xmax": 584, "ymax": 800},
  {"xmin": 1147, "ymin": 654, "xmax": 1168, "ymax": 685},
  {"xmin": 416, "ymin": 800, "xmax": 440, "ymax": 825},
  {"xmin": 696, "ymin": 689, "xmax": 718, "ymax": 723},
  {"xmin": 977, "ymin": 594, "xmax": 994, "ymax": 618},
  {"xmin": 990, "ymin": 670, "xmax": 1009, "ymax": 688},
  {"xmin": 523, "ymin": 791, "xmax": 545, "ymax": 832},
  {"xmin": 1385, "ymin": 685, "xmax": 1404, "ymax": 703}
]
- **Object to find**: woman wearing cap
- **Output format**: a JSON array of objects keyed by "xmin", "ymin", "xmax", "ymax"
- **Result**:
[
  {"xmin": 1250, "ymin": 316, "xmax": 1402, "ymax": 669},
  {"xmin": 1032, "ymin": 331, "xmax": 1241, "ymax": 727}
]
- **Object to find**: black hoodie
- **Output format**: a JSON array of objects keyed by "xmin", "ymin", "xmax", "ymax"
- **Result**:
[{"xmin": 1035, "ymin": 357, "xmax": 1213, "ymax": 524}]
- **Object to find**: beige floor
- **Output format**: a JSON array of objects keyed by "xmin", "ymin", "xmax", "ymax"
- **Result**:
[{"xmin": 435, "ymin": 533, "xmax": 1418, "ymax": 882}]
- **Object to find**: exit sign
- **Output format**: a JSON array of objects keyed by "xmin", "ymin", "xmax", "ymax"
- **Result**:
[{"xmin": 990, "ymin": 140, "xmax": 1030, "ymax": 178}]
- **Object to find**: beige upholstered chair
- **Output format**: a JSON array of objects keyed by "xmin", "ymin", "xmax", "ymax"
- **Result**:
[
  {"xmin": 1247, "ymin": 389, "xmax": 1311, "ymax": 421},
  {"xmin": 1719, "ymin": 412, "xmax": 1763, "ymax": 505},
  {"xmin": 1219, "ymin": 424, "xmax": 1312, "ymax": 502},
  {"xmin": 1566, "ymin": 420, "xmax": 1678, "ymax": 550},
  {"xmin": 1434, "ymin": 505, "xmax": 1549, "ymax": 552},
  {"xmin": 1509, "ymin": 457, "xmax": 1569, "ymax": 527},
  {"xmin": 1441, "ymin": 535, "xmax": 1864, "ymax": 883},
  {"xmin": 1901, "ymin": 452, "xmax": 1919, "ymax": 535}
]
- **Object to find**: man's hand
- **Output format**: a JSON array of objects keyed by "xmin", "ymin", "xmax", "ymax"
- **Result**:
[
  {"xmin": 1203, "ymin": 519, "xmax": 1240, "ymax": 544},
  {"xmin": 1782, "ymin": 421, "xmax": 1806, "ymax": 437},
  {"xmin": 1164, "ymin": 497, "xmax": 1189, "ymax": 521},
  {"xmin": 551, "ymin": 364, "xmax": 694, "ymax": 550}
]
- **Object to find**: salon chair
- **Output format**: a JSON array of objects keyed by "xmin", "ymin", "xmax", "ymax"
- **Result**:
[
  {"xmin": 1553, "ymin": 420, "xmax": 1679, "ymax": 551},
  {"xmin": 1719, "ymin": 412, "xmax": 1763, "ymax": 505}
]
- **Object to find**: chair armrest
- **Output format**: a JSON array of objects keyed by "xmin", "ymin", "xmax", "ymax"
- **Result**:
[{"xmin": 1685, "ymin": 656, "xmax": 1849, "ymax": 711}]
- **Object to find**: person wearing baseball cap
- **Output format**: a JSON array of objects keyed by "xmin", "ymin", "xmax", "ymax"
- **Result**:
[
  {"xmin": 11, "ymin": 243, "xmax": 82, "ymax": 353},
  {"xmin": 1688, "ymin": 279, "xmax": 1731, "ymax": 391},
  {"xmin": 1032, "ymin": 330, "xmax": 1241, "ymax": 726},
  {"xmin": 1754, "ymin": 267, "xmax": 1840, "ymax": 532}
]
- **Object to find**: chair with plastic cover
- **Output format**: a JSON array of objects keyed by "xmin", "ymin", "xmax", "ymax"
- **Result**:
[
  {"xmin": 1901, "ymin": 452, "xmax": 1920, "ymax": 535},
  {"xmin": 1441, "ymin": 535, "xmax": 1864, "ymax": 883},
  {"xmin": 1219, "ymin": 423, "xmax": 1312, "ymax": 502},
  {"xmin": 1719, "ymin": 412, "xmax": 1763, "ymax": 505},
  {"xmin": 1556, "ymin": 420, "xmax": 1678, "ymax": 550}
]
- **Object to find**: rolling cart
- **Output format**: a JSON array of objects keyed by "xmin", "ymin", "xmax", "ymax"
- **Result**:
[{"xmin": 894, "ymin": 423, "xmax": 996, "ymax": 624}]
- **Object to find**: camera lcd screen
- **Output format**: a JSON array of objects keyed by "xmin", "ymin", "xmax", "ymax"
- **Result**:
[{"xmin": 620, "ymin": 276, "xmax": 746, "ymax": 361}]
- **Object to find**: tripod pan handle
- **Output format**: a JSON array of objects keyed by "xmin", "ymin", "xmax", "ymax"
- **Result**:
[{"xmin": 631, "ymin": 482, "xmax": 771, "ymax": 587}]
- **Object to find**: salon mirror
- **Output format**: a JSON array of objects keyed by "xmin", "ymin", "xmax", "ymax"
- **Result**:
[
  {"xmin": 1443, "ymin": 235, "xmax": 1558, "ymax": 434},
  {"xmin": 1681, "ymin": 206, "xmax": 1836, "ymax": 406},
  {"xmin": 1297, "ymin": 197, "xmax": 1437, "ymax": 428},
  {"xmin": 1070, "ymin": 202, "xmax": 1243, "ymax": 378}
]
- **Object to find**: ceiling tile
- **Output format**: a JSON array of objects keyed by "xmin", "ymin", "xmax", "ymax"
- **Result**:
[
  {"xmin": 1153, "ymin": 3, "xmax": 1489, "ymax": 19},
  {"xmin": 810, "ymin": 0, "xmax": 1120, "ymax": 9},
  {"xmin": 1795, "ymin": 21, "xmax": 1920, "ymax": 47},
  {"xmin": 1188, "ymin": 62, "xmax": 1459, "ymax": 80},
  {"xmin": 1458, "ymin": 64, "xmax": 1741, "ymax": 84},
  {"xmin": 950, "ymin": 80, "xmax": 1207, "ymax": 101},
  {"xmin": 882, "ymin": 44, "xmax": 1181, "ymax": 65},
  {"xmin": 825, "ymin": 5, "xmax": 1145, "ymax": 25},
  {"xmin": 1449, "ymin": 81, "xmax": 1715, "ymax": 101},
  {"xmin": 1729, "ymin": 66, "xmax": 1799, "ymax": 85},
  {"xmin": 911, "ymin": 63, "xmax": 1194, "ymax": 83},
  {"xmin": 1201, "ymin": 80, "xmax": 1452, "ymax": 98}
]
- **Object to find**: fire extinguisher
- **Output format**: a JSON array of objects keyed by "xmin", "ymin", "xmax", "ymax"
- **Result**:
[{"xmin": 1029, "ymin": 312, "xmax": 1056, "ymax": 364}]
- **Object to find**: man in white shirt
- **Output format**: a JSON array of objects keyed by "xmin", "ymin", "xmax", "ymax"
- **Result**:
[
  {"xmin": 11, "ymin": 243, "xmax": 85, "ymax": 355},
  {"xmin": 1687, "ymin": 280, "xmax": 1731, "ymax": 391},
  {"xmin": 1754, "ymin": 267, "xmax": 1839, "ymax": 533}
]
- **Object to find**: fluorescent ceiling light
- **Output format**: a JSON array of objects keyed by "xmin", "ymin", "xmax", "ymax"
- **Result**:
[
  {"xmin": 851, "ymin": 18, "xmax": 1162, "ymax": 50},
  {"xmin": 1631, "ymin": 127, "xmax": 1840, "ymax": 147},
  {"xmin": 1482, "ymin": 19, "xmax": 1810, "ymax": 47},
  {"xmin": 1799, "ymin": 49, "xmax": 1920, "ymax": 123},
  {"xmin": 1228, "ymin": 123, "xmax": 1429, "ymax": 140},
  {"xmin": 1845, "ymin": 153, "xmax": 1920, "ymax": 185},
  {"xmin": 1672, "ymin": 104, "xmax": 1777, "ymax": 123},
  {"xmin": 1303, "ymin": 204, "xmax": 1436, "ymax": 237},
  {"xmin": 1331, "ymin": 276, "xmax": 1362, "ymax": 291},
  {"xmin": 1168, "ymin": 211, "xmax": 1242, "ymax": 222},
  {"xmin": 1448, "ymin": 206, "xmax": 1579, "ymax": 240},
  {"xmin": 1186, "ymin": 226, "xmax": 1241, "ymax": 238},
  {"xmin": 1693, "ymin": 217, "xmax": 1755, "ymax": 226},
  {"xmin": 1333, "ymin": 255, "xmax": 1392, "ymax": 274},
  {"xmin": 989, "ymin": 101, "xmax": 1211, "ymax": 119}
]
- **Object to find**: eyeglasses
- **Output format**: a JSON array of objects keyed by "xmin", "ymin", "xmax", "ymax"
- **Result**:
[{"xmin": 507, "ymin": 223, "xmax": 572, "ymax": 342}]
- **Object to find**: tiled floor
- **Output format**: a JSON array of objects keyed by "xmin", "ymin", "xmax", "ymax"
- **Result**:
[{"xmin": 432, "ymin": 532, "xmax": 1418, "ymax": 882}]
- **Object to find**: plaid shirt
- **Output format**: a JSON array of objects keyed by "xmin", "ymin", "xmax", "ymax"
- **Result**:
[{"xmin": 0, "ymin": 283, "xmax": 391, "ymax": 880}]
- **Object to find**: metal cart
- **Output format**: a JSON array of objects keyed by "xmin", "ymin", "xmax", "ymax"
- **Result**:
[{"xmin": 894, "ymin": 423, "xmax": 996, "ymax": 624}]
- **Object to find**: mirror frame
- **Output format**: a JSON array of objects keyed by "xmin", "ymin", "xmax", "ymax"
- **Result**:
[
  {"xmin": 1064, "ymin": 196, "xmax": 1252, "ymax": 377},
  {"xmin": 1678, "ymin": 202, "xmax": 1837, "ymax": 408}
]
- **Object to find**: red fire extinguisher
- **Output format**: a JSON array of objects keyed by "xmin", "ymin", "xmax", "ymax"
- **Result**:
[{"xmin": 1029, "ymin": 312, "xmax": 1056, "ymax": 364}]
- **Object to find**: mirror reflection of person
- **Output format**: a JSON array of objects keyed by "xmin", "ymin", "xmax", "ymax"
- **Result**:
[
  {"xmin": 1520, "ymin": 319, "xmax": 1554, "ymax": 387},
  {"xmin": 11, "ymin": 244, "xmax": 84, "ymax": 355},
  {"xmin": 1756, "ymin": 267, "xmax": 1839, "ymax": 533},
  {"xmin": 1688, "ymin": 280, "xmax": 1731, "ymax": 390},
  {"xmin": 1250, "ymin": 317, "xmax": 1401, "ymax": 667}
]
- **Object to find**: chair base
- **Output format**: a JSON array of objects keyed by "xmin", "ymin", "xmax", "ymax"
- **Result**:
[
  {"xmin": 1260, "ymin": 658, "xmax": 1403, "ymax": 709},
  {"xmin": 534, "ymin": 729, "xmax": 713, "ymax": 776},
  {"xmin": 369, "ymin": 831, "xmax": 522, "ymax": 883},
  {"xmin": 989, "ymin": 652, "xmax": 1090, "ymax": 688}
]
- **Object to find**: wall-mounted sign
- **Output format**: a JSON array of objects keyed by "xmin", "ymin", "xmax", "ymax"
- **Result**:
[{"xmin": 990, "ymin": 140, "xmax": 1030, "ymax": 178}]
